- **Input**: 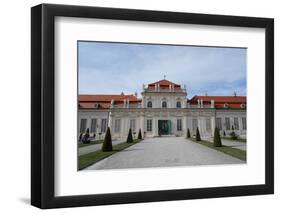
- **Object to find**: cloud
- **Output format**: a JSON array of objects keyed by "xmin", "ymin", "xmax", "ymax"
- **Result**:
[{"xmin": 78, "ymin": 41, "xmax": 246, "ymax": 98}]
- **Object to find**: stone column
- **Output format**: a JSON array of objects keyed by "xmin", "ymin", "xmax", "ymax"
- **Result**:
[
  {"xmin": 108, "ymin": 111, "xmax": 112, "ymax": 128},
  {"xmin": 183, "ymin": 116, "xmax": 187, "ymax": 136},
  {"xmin": 238, "ymin": 116, "xmax": 243, "ymax": 135},
  {"xmin": 211, "ymin": 116, "xmax": 215, "ymax": 136},
  {"xmin": 153, "ymin": 118, "xmax": 157, "ymax": 136},
  {"xmin": 200, "ymin": 117, "xmax": 205, "ymax": 136},
  {"xmin": 121, "ymin": 117, "xmax": 127, "ymax": 138}
]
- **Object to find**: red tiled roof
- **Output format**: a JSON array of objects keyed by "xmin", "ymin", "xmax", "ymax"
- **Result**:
[
  {"xmin": 148, "ymin": 79, "xmax": 180, "ymax": 87},
  {"xmin": 79, "ymin": 102, "xmax": 111, "ymax": 109},
  {"xmin": 190, "ymin": 95, "xmax": 246, "ymax": 103},
  {"xmin": 189, "ymin": 95, "xmax": 246, "ymax": 109},
  {"xmin": 79, "ymin": 94, "xmax": 141, "ymax": 109},
  {"xmin": 215, "ymin": 103, "xmax": 245, "ymax": 109},
  {"xmin": 79, "ymin": 94, "xmax": 140, "ymax": 102},
  {"xmin": 147, "ymin": 79, "xmax": 182, "ymax": 91}
]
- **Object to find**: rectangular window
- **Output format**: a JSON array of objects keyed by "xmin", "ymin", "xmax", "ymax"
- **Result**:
[
  {"xmin": 242, "ymin": 117, "xmax": 246, "ymax": 130},
  {"xmin": 80, "ymin": 119, "xmax": 87, "ymax": 133},
  {"xmin": 130, "ymin": 119, "xmax": 136, "ymax": 132},
  {"xmin": 147, "ymin": 119, "xmax": 152, "ymax": 132},
  {"xmin": 206, "ymin": 118, "xmax": 211, "ymax": 131},
  {"xmin": 114, "ymin": 119, "xmax": 121, "ymax": 133},
  {"xmin": 225, "ymin": 117, "xmax": 230, "ymax": 130},
  {"xmin": 234, "ymin": 117, "xmax": 239, "ymax": 130},
  {"xmin": 192, "ymin": 118, "xmax": 198, "ymax": 131},
  {"xmin": 216, "ymin": 117, "xmax": 222, "ymax": 130},
  {"xmin": 177, "ymin": 119, "xmax": 182, "ymax": 131},
  {"xmin": 101, "ymin": 119, "xmax": 107, "ymax": 132},
  {"xmin": 90, "ymin": 119, "xmax": 97, "ymax": 133}
]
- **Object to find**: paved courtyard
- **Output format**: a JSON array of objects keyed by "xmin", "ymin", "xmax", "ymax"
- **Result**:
[{"xmin": 85, "ymin": 136, "xmax": 244, "ymax": 170}]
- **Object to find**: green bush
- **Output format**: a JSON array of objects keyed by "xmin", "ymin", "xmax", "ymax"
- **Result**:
[
  {"xmin": 101, "ymin": 127, "xmax": 113, "ymax": 152},
  {"xmin": 213, "ymin": 127, "xmax": 222, "ymax": 147},
  {"xmin": 187, "ymin": 128, "xmax": 191, "ymax": 138},
  {"xmin": 223, "ymin": 130, "xmax": 226, "ymax": 136},
  {"xmin": 196, "ymin": 127, "xmax": 201, "ymax": 141},
  {"xmin": 127, "ymin": 128, "xmax": 133, "ymax": 143},
  {"xmin": 137, "ymin": 129, "xmax": 142, "ymax": 140}
]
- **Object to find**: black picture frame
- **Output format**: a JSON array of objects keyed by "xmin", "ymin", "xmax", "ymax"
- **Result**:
[{"xmin": 31, "ymin": 3, "xmax": 274, "ymax": 209}]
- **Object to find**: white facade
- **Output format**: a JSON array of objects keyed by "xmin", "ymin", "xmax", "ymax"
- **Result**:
[{"xmin": 78, "ymin": 81, "xmax": 246, "ymax": 140}]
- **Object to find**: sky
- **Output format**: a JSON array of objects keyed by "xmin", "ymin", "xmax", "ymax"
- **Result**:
[{"xmin": 78, "ymin": 41, "xmax": 246, "ymax": 98}]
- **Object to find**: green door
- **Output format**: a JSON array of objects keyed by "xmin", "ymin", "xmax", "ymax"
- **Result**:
[
  {"xmin": 158, "ymin": 120, "xmax": 171, "ymax": 135},
  {"xmin": 167, "ymin": 120, "xmax": 172, "ymax": 134}
]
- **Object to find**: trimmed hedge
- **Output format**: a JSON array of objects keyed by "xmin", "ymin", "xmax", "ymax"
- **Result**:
[
  {"xmin": 101, "ymin": 127, "xmax": 113, "ymax": 152},
  {"xmin": 127, "ymin": 128, "xmax": 133, "ymax": 143},
  {"xmin": 187, "ymin": 128, "xmax": 191, "ymax": 138},
  {"xmin": 137, "ymin": 128, "xmax": 142, "ymax": 140},
  {"xmin": 196, "ymin": 127, "xmax": 201, "ymax": 141},
  {"xmin": 213, "ymin": 127, "xmax": 222, "ymax": 147}
]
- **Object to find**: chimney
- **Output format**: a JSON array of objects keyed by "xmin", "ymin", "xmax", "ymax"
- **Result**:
[
  {"xmin": 110, "ymin": 99, "xmax": 114, "ymax": 108},
  {"xmin": 211, "ymin": 99, "xmax": 215, "ymax": 108},
  {"xmin": 123, "ymin": 99, "xmax": 126, "ymax": 108}
]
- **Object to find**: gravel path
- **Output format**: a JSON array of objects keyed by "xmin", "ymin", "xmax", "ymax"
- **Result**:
[{"xmin": 85, "ymin": 137, "xmax": 244, "ymax": 170}]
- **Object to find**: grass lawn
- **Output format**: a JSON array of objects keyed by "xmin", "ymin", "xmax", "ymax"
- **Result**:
[
  {"xmin": 78, "ymin": 140, "xmax": 104, "ymax": 148},
  {"xmin": 79, "ymin": 139, "xmax": 140, "ymax": 170},
  {"xmin": 188, "ymin": 138, "xmax": 246, "ymax": 161},
  {"xmin": 221, "ymin": 137, "xmax": 247, "ymax": 143}
]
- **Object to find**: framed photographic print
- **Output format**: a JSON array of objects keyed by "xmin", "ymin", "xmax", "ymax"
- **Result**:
[{"xmin": 31, "ymin": 3, "xmax": 274, "ymax": 209}]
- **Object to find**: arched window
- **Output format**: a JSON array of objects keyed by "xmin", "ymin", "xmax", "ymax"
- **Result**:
[
  {"xmin": 147, "ymin": 101, "xmax": 152, "ymax": 108},
  {"xmin": 176, "ymin": 101, "xmax": 181, "ymax": 108},
  {"xmin": 162, "ymin": 101, "xmax": 167, "ymax": 108}
]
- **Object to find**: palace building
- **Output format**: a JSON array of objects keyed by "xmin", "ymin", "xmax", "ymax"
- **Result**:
[{"xmin": 78, "ymin": 79, "xmax": 246, "ymax": 140}]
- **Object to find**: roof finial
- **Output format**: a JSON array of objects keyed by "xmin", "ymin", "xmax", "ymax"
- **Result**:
[{"xmin": 164, "ymin": 75, "xmax": 166, "ymax": 80}]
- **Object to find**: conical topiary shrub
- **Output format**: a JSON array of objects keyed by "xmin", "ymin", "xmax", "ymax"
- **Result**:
[
  {"xmin": 213, "ymin": 127, "xmax": 222, "ymax": 147},
  {"xmin": 127, "ymin": 128, "xmax": 133, "ymax": 143},
  {"xmin": 196, "ymin": 127, "xmax": 201, "ymax": 141},
  {"xmin": 187, "ymin": 128, "xmax": 191, "ymax": 138},
  {"xmin": 137, "ymin": 129, "xmax": 142, "ymax": 140},
  {"xmin": 101, "ymin": 127, "xmax": 113, "ymax": 152},
  {"xmin": 223, "ymin": 130, "xmax": 226, "ymax": 137}
]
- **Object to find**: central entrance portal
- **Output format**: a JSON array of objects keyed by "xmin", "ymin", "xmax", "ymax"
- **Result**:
[{"xmin": 158, "ymin": 120, "xmax": 172, "ymax": 135}]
